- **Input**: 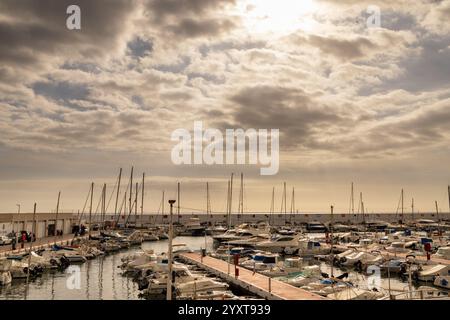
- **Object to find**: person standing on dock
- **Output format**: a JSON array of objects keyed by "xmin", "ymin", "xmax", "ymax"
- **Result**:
[
  {"xmin": 21, "ymin": 232, "xmax": 26, "ymax": 249},
  {"xmin": 11, "ymin": 231, "xmax": 16, "ymax": 250}
]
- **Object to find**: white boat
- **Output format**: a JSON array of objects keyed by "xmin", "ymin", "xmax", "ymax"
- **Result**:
[
  {"xmin": 339, "ymin": 251, "xmax": 383, "ymax": 268},
  {"xmin": 0, "ymin": 259, "xmax": 12, "ymax": 285},
  {"xmin": 255, "ymin": 235, "xmax": 301, "ymax": 254},
  {"xmin": 385, "ymin": 241, "xmax": 418, "ymax": 254},
  {"xmin": 260, "ymin": 257, "xmax": 304, "ymax": 277},
  {"xmin": 176, "ymin": 278, "xmax": 229, "ymax": 297},
  {"xmin": 417, "ymin": 264, "xmax": 450, "ymax": 282},
  {"xmin": 278, "ymin": 265, "xmax": 323, "ymax": 287},
  {"xmin": 213, "ymin": 223, "xmax": 270, "ymax": 242},
  {"xmin": 297, "ymin": 239, "xmax": 330, "ymax": 256},
  {"xmin": 181, "ymin": 218, "xmax": 205, "ymax": 236},
  {"xmin": 226, "ymin": 234, "xmax": 271, "ymax": 247},
  {"xmin": 435, "ymin": 246, "xmax": 450, "ymax": 260},
  {"xmin": 240, "ymin": 252, "xmax": 279, "ymax": 272},
  {"xmin": 327, "ymin": 288, "xmax": 386, "ymax": 300},
  {"xmin": 434, "ymin": 276, "xmax": 450, "ymax": 289}
]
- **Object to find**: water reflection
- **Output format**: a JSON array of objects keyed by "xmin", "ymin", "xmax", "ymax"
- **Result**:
[{"xmin": 0, "ymin": 236, "xmax": 213, "ymax": 300}]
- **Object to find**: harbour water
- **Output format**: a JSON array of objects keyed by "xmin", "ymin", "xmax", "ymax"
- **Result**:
[{"xmin": 0, "ymin": 236, "xmax": 215, "ymax": 300}]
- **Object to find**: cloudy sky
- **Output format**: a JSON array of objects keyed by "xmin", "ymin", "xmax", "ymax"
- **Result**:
[{"xmin": 1, "ymin": 0, "xmax": 450, "ymax": 214}]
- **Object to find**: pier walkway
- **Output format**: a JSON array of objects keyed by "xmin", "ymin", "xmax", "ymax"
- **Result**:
[
  {"xmin": 0, "ymin": 233, "xmax": 92, "ymax": 257},
  {"xmin": 178, "ymin": 252, "xmax": 327, "ymax": 300}
]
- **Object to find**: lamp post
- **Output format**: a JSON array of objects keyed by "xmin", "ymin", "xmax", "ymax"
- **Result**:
[{"xmin": 167, "ymin": 199, "xmax": 176, "ymax": 300}]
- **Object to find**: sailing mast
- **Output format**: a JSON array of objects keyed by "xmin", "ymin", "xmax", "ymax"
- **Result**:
[
  {"xmin": 270, "ymin": 187, "xmax": 275, "ymax": 225},
  {"xmin": 350, "ymin": 182, "xmax": 355, "ymax": 215},
  {"xmin": 237, "ymin": 173, "xmax": 244, "ymax": 223},
  {"xmin": 102, "ymin": 183, "xmax": 106, "ymax": 231},
  {"xmin": 141, "ymin": 173, "xmax": 145, "ymax": 228},
  {"xmin": 227, "ymin": 179, "xmax": 231, "ymax": 275},
  {"xmin": 54, "ymin": 191, "xmax": 61, "ymax": 245},
  {"xmin": 134, "ymin": 182, "xmax": 138, "ymax": 226},
  {"xmin": 206, "ymin": 182, "xmax": 211, "ymax": 220},
  {"xmin": 290, "ymin": 187, "xmax": 295, "ymax": 224},
  {"xmin": 114, "ymin": 168, "xmax": 122, "ymax": 229},
  {"xmin": 401, "ymin": 189, "xmax": 404, "ymax": 225},
  {"xmin": 25, "ymin": 202, "xmax": 37, "ymax": 300},
  {"xmin": 89, "ymin": 182, "xmax": 94, "ymax": 239},
  {"xmin": 330, "ymin": 205, "xmax": 334, "ymax": 279},
  {"xmin": 281, "ymin": 182, "xmax": 287, "ymax": 225},
  {"xmin": 128, "ymin": 166, "xmax": 134, "ymax": 227},
  {"xmin": 229, "ymin": 173, "xmax": 234, "ymax": 227},
  {"xmin": 177, "ymin": 182, "xmax": 180, "ymax": 224}
]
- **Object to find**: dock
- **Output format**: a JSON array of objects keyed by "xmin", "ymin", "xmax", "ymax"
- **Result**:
[{"xmin": 178, "ymin": 252, "xmax": 327, "ymax": 300}]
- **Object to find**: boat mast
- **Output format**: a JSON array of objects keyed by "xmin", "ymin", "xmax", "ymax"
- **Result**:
[
  {"xmin": 281, "ymin": 182, "xmax": 287, "ymax": 225},
  {"xmin": 435, "ymin": 200, "xmax": 440, "ymax": 235},
  {"xmin": 330, "ymin": 205, "xmax": 334, "ymax": 279},
  {"xmin": 141, "ymin": 173, "xmax": 145, "ymax": 228},
  {"xmin": 229, "ymin": 173, "xmax": 234, "ymax": 227},
  {"xmin": 177, "ymin": 182, "xmax": 180, "ymax": 224},
  {"xmin": 290, "ymin": 187, "xmax": 295, "ymax": 224},
  {"xmin": 102, "ymin": 183, "xmax": 106, "ymax": 231},
  {"xmin": 89, "ymin": 182, "xmax": 93, "ymax": 239},
  {"xmin": 270, "ymin": 187, "xmax": 274, "ymax": 225},
  {"xmin": 238, "ymin": 173, "xmax": 243, "ymax": 223},
  {"xmin": 25, "ymin": 202, "xmax": 37, "ymax": 300},
  {"xmin": 167, "ymin": 199, "xmax": 176, "ymax": 300},
  {"xmin": 448, "ymin": 185, "xmax": 450, "ymax": 215},
  {"xmin": 114, "ymin": 168, "xmax": 122, "ymax": 228},
  {"xmin": 350, "ymin": 182, "xmax": 355, "ymax": 216},
  {"xmin": 401, "ymin": 188, "xmax": 404, "ymax": 225},
  {"xmin": 129, "ymin": 166, "xmax": 134, "ymax": 227},
  {"xmin": 227, "ymin": 177, "xmax": 232, "ymax": 275},
  {"xmin": 134, "ymin": 182, "xmax": 138, "ymax": 226},
  {"xmin": 54, "ymin": 191, "xmax": 61, "ymax": 245}
]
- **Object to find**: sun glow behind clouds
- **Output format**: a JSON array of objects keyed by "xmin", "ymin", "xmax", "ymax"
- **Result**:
[{"xmin": 239, "ymin": 0, "xmax": 319, "ymax": 35}]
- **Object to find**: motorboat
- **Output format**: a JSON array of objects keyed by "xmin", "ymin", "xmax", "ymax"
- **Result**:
[
  {"xmin": 205, "ymin": 225, "xmax": 228, "ymax": 236},
  {"xmin": 435, "ymin": 246, "xmax": 450, "ymax": 260},
  {"xmin": 305, "ymin": 221, "xmax": 328, "ymax": 233},
  {"xmin": 277, "ymin": 265, "xmax": 323, "ymax": 287},
  {"xmin": 240, "ymin": 252, "xmax": 279, "ymax": 272},
  {"xmin": 379, "ymin": 259, "xmax": 407, "ymax": 274},
  {"xmin": 415, "ymin": 264, "xmax": 450, "ymax": 282},
  {"xmin": 255, "ymin": 234, "xmax": 302, "ymax": 254},
  {"xmin": 225, "ymin": 234, "xmax": 271, "ymax": 247},
  {"xmin": 213, "ymin": 223, "xmax": 271, "ymax": 242},
  {"xmin": 0, "ymin": 259, "xmax": 12, "ymax": 285},
  {"xmin": 434, "ymin": 276, "xmax": 450, "ymax": 289},
  {"xmin": 297, "ymin": 239, "xmax": 330, "ymax": 256},
  {"xmin": 51, "ymin": 245, "xmax": 88, "ymax": 263},
  {"xmin": 339, "ymin": 251, "xmax": 383, "ymax": 269},
  {"xmin": 175, "ymin": 278, "xmax": 229, "ymax": 297},
  {"xmin": 327, "ymin": 288, "xmax": 386, "ymax": 300},
  {"xmin": 179, "ymin": 218, "xmax": 206, "ymax": 236},
  {"xmin": 385, "ymin": 241, "xmax": 418, "ymax": 254}
]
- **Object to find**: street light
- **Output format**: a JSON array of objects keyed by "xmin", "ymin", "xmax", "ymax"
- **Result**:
[{"xmin": 167, "ymin": 199, "xmax": 176, "ymax": 301}]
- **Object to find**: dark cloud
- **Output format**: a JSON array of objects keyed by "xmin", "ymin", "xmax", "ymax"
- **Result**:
[
  {"xmin": 217, "ymin": 85, "xmax": 347, "ymax": 150},
  {"xmin": 144, "ymin": 0, "xmax": 238, "ymax": 39},
  {"xmin": 0, "ymin": 0, "xmax": 139, "ymax": 81},
  {"xmin": 127, "ymin": 37, "xmax": 153, "ymax": 58}
]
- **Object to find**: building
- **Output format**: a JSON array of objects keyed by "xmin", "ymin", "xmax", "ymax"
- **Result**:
[{"xmin": 0, "ymin": 212, "xmax": 78, "ymax": 238}]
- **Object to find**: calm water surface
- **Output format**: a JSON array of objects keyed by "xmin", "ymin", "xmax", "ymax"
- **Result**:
[{"xmin": 0, "ymin": 236, "xmax": 214, "ymax": 300}]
